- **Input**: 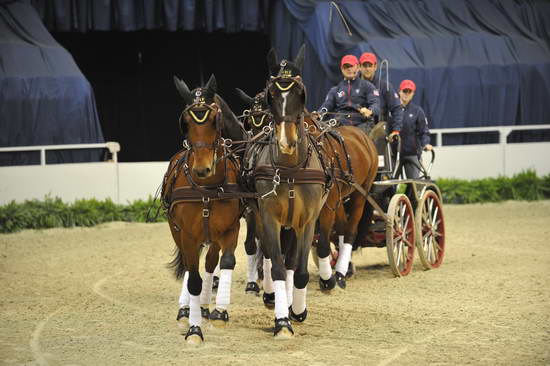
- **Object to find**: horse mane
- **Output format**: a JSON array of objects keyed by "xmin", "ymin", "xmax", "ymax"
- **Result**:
[{"xmin": 214, "ymin": 93, "xmax": 246, "ymax": 142}]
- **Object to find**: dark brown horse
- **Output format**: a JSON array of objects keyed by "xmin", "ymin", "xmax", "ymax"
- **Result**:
[
  {"xmin": 305, "ymin": 117, "xmax": 378, "ymax": 290},
  {"xmin": 249, "ymin": 46, "xmax": 328, "ymax": 338},
  {"xmin": 162, "ymin": 74, "xmax": 246, "ymax": 345}
]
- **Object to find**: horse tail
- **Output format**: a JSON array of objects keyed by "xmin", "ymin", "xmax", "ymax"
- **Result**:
[{"xmin": 167, "ymin": 246, "xmax": 186, "ymax": 280}]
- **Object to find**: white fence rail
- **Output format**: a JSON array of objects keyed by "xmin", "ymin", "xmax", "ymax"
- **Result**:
[
  {"xmin": 0, "ymin": 142, "xmax": 121, "ymax": 165},
  {"xmin": 428, "ymin": 124, "xmax": 550, "ymax": 179},
  {"xmin": 0, "ymin": 125, "xmax": 549, "ymax": 204}
]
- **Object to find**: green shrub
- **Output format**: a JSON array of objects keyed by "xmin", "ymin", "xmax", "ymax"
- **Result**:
[
  {"xmin": 437, "ymin": 170, "xmax": 550, "ymax": 204},
  {"xmin": 1, "ymin": 170, "xmax": 549, "ymax": 234},
  {"xmin": 0, "ymin": 196, "xmax": 166, "ymax": 234}
]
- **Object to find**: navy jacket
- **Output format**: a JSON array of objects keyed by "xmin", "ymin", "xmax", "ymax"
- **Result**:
[
  {"xmin": 364, "ymin": 73, "xmax": 403, "ymax": 132},
  {"xmin": 319, "ymin": 77, "xmax": 380, "ymax": 126},
  {"xmin": 400, "ymin": 102, "xmax": 431, "ymax": 156}
]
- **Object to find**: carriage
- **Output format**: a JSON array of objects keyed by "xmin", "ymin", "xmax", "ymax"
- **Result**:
[{"xmin": 353, "ymin": 133, "xmax": 446, "ymax": 277}]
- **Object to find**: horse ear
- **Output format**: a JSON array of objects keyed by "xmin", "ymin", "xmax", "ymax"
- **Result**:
[
  {"xmin": 205, "ymin": 74, "xmax": 217, "ymax": 100},
  {"xmin": 294, "ymin": 44, "xmax": 306, "ymax": 71},
  {"xmin": 266, "ymin": 48, "xmax": 278, "ymax": 75},
  {"xmin": 173, "ymin": 76, "xmax": 193, "ymax": 106},
  {"xmin": 235, "ymin": 88, "xmax": 255, "ymax": 107}
]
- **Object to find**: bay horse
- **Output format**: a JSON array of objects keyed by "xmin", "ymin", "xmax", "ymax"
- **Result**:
[
  {"xmin": 306, "ymin": 119, "xmax": 378, "ymax": 290},
  {"xmin": 265, "ymin": 48, "xmax": 379, "ymax": 290},
  {"xmin": 249, "ymin": 46, "xmax": 329, "ymax": 338},
  {"xmin": 162, "ymin": 74, "xmax": 247, "ymax": 345}
]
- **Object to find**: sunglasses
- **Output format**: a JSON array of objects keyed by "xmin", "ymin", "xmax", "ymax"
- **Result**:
[{"xmin": 401, "ymin": 89, "xmax": 414, "ymax": 94}]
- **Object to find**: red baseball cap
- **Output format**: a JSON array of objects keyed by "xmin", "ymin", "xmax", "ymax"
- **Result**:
[
  {"xmin": 340, "ymin": 55, "xmax": 358, "ymax": 67},
  {"xmin": 359, "ymin": 52, "xmax": 377, "ymax": 65},
  {"xmin": 399, "ymin": 79, "xmax": 416, "ymax": 91}
]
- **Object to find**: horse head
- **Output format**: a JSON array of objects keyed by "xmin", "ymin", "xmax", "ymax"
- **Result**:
[
  {"xmin": 236, "ymin": 88, "xmax": 272, "ymax": 135},
  {"xmin": 266, "ymin": 45, "xmax": 307, "ymax": 155},
  {"xmin": 174, "ymin": 74, "xmax": 221, "ymax": 178}
]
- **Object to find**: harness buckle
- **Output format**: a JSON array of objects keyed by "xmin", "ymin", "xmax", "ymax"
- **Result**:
[
  {"xmin": 202, "ymin": 197, "xmax": 210, "ymax": 203},
  {"xmin": 202, "ymin": 209, "xmax": 210, "ymax": 218},
  {"xmin": 288, "ymin": 190, "xmax": 295, "ymax": 199}
]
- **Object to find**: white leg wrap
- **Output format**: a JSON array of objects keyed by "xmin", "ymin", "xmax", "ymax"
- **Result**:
[
  {"xmin": 285, "ymin": 269, "xmax": 294, "ymax": 305},
  {"xmin": 189, "ymin": 294, "xmax": 201, "ymax": 327},
  {"xmin": 247, "ymin": 254, "xmax": 259, "ymax": 283},
  {"xmin": 178, "ymin": 271, "xmax": 189, "ymax": 307},
  {"xmin": 338, "ymin": 235, "xmax": 344, "ymax": 247},
  {"xmin": 292, "ymin": 287, "xmax": 307, "ymax": 314},
  {"xmin": 273, "ymin": 280, "xmax": 289, "ymax": 319},
  {"xmin": 318, "ymin": 255, "xmax": 332, "ymax": 280},
  {"xmin": 335, "ymin": 243, "xmax": 353, "ymax": 275},
  {"xmin": 214, "ymin": 263, "xmax": 220, "ymax": 277},
  {"xmin": 263, "ymin": 258, "xmax": 274, "ymax": 294},
  {"xmin": 200, "ymin": 272, "xmax": 213, "ymax": 305},
  {"xmin": 215, "ymin": 269, "xmax": 233, "ymax": 310}
]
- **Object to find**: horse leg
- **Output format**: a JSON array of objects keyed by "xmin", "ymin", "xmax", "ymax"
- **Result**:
[
  {"xmin": 177, "ymin": 271, "xmax": 190, "ymax": 327},
  {"xmin": 317, "ymin": 206, "xmax": 337, "ymax": 292},
  {"xmin": 182, "ymin": 242, "xmax": 204, "ymax": 345},
  {"xmin": 244, "ymin": 211, "xmax": 260, "ymax": 295},
  {"xmin": 210, "ymin": 224, "xmax": 239, "ymax": 328},
  {"xmin": 336, "ymin": 192, "xmax": 368, "ymax": 287},
  {"xmin": 282, "ymin": 228, "xmax": 297, "ymax": 306},
  {"xmin": 258, "ymin": 215, "xmax": 292, "ymax": 338},
  {"xmin": 290, "ymin": 222, "xmax": 314, "ymax": 323},
  {"xmin": 199, "ymin": 244, "xmax": 220, "ymax": 322}
]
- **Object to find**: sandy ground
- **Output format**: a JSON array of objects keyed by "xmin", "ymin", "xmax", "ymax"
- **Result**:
[{"xmin": 1, "ymin": 201, "xmax": 550, "ymax": 366}]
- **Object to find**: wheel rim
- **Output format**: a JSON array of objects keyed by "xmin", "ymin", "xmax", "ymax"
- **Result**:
[
  {"xmin": 387, "ymin": 195, "xmax": 415, "ymax": 276},
  {"xmin": 416, "ymin": 191, "xmax": 445, "ymax": 269}
]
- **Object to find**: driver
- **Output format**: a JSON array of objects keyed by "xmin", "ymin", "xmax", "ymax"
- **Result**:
[{"xmin": 318, "ymin": 55, "xmax": 380, "ymax": 133}]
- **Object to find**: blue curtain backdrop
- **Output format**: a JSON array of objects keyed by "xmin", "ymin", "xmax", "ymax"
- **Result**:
[
  {"xmin": 5, "ymin": 0, "xmax": 550, "ymax": 165},
  {"xmin": 271, "ymin": 0, "xmax": 550, "ymax": 130},
  {"xmin": 0, "ymin": 0, "xmax": 104, "ymax": 165}
]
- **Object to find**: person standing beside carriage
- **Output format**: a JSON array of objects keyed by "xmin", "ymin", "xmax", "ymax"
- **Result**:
[
  {"xmin": 318, "ymin": 55, "xmax": 380, "ymax": 133},
  {"xmin": 359, "ymin": 52, "xmax": 403, "ymax": 140},
  {"xmin": 397, "ymin": 79, "xmax": 433, "ymax": 179}
]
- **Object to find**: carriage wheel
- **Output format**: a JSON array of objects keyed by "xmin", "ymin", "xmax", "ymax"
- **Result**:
[
  {"xmin": 415, "ymin": 190, "xmax": 445, "ymax": 269},
  {"xmin": 386, "ymin": 194, "xmax": 415, "ymax": 277}
]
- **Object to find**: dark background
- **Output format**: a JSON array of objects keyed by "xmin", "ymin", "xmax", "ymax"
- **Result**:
[{"xmin": 52, "ymin": 30, "xmax": 270, "ymax": 162}]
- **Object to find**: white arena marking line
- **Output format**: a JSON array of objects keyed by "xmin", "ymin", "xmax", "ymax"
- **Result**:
[
  {"xmin": 30, "ymin": 308, "xmax": 62, "ymax": 366},
  {"xmin": 92, "ymin": 271, "xmax": 147, "ymax": 313}
]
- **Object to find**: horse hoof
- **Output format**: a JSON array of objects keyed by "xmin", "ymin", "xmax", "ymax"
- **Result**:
[
  {"xmin": 177, "ymin": 306, "xmax": 189, "ymax": 327},
  {"xmin": 245, "ymin": 282, "xmax": 260, "ymax": 296},
  {"xmin": 319, "ymin": 275, "xmax": 336, "ymax": 292},
  {"xmin": 335, "ymin": 272, "xmax": 346, "ymax": 289},
  {"xmin": 263, "ymin": 292, "xmax": 275, "ymax": 309},
  {"xmin": 185, "ymin": 325, "xmax": 204, "ymax": 345},
  {"xmin": 212, "ymin": 276, "xmax": 220, "ymax": 290},
  {"xmin": 201, "ymin": 306, "xmax": 210, "ymax": 320},
  {"xmin": 209, "ymin": 309, "xmax": 229, "ymax": 328},
  {"xmin": 274, "ymin": 317, "xmax": 294, "ymax": 339},
  {"xmin": 289, "ymin": 306, "xmax": 307, "ymax": 323}
]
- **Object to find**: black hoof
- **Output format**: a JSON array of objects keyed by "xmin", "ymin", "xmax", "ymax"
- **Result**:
[
  {"xmin": 201, "ymin": 306, "xmax": 210, "ymax": 319},
  {"xmin": 209, "ymin": 308, "xmax": 229, "ymax": 322},
  {"xmin": 245, "ymin": 281, "xmax": 260, "ymax": 295},
  {"xmin": 185, "ymin": 325, "xmax": 204, "ymax": 341},
  {"xmin": 289, "ymin": 306, "xmax": 307, "ymax": 323},
  {"xmin": 212, "ymin": 276, "xmax": 220, "ymax": 290},
  {"xmin": 274, "ymin": 317, "xmax": 294, "ymax": 338},
  {"xmin": 177, "ymin": 306, "xmax": 189, "ymax": 321},
  {"xmin": 335, "ymin": 272, "xmax": 346, "ymax": 289},
  {"xmin": 263, "ymin": 292, "xmax": 275, "ymax": 309},
  {"xmin": 319, "ymin": 275, "xmax": 336, "ymax": 292}
]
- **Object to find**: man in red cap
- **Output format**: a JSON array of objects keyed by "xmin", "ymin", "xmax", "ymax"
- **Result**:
[
  {"xmin": 359, "ymin": 52, "xmax": 403, "ymax": 140},
  {"xmin": 397, "ymin": 79, "xmax": 433, "ymax": 179},
  {"xmin": 318, "ymin": 54, "xmax": 380, "ymax": 131}
]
